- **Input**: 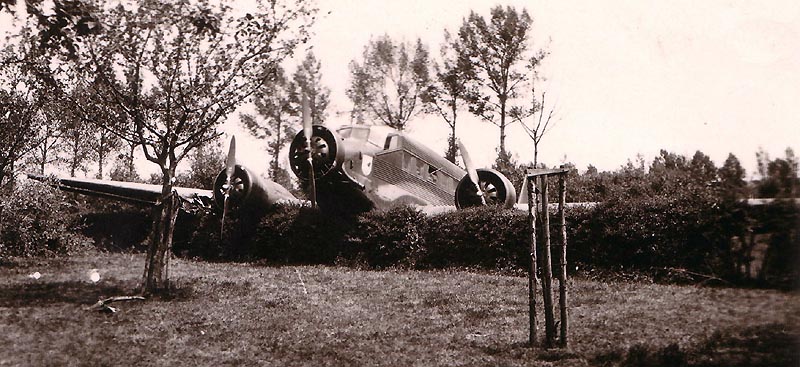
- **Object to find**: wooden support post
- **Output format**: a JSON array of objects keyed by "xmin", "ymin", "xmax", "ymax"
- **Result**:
[
  {"xmin": 540, "ymin": 176, "xmax": 556, "ymax": 348},
  {"xmin": 526, "ymin": 176, "xmax": 538, "ymax": 347},
  {"xmin": 558, "ymin": 174, "xmax": 569, "ymax": 348}
]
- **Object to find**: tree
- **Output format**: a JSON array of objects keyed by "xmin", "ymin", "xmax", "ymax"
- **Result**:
[
  {"xmin": 512, "ymin": 58, "xmax": 555, "ymax": 167},
  {"xmin": 240, "ymin": 66, "xmax": 298, "ymax": 188},
  {"xmin": 718, "ymin": 153, "xmax": 747, "ymax": 200},
  {"xmin": 72, "ymin": 0, "xmax": 315, "ymax": 294},
  {"xmin": 689, "ymin": 150, "xmax": 718, "ymax": 185},
  {"xmin": 293, "ymin": 51, "xmax": 330, "ymax": 124},
  {"xmin": 423, "ymin": 30, "xmax": 473, "ymax": 163},
  {"xmin": 60, "ymin": 119, "xmax": 93, "ymax": 177},
  {"xmin": 0, "ymin": 31, "xmax": 53, "ymax": 186},
  {"xmin": 756, "ymin": 147, "xmax": 799, "ymax": 198},
  {"xmin": 456, "ymin": 5, "xmax": 545, "ymax": 159},
  {"xmin": 26, "ymin": 110, "xmax": 64, "ymax": 175},
  {"xmin": 0, "ymin": 90, "xmax": 42, "ymax": 187},
  {"xmin": 90, "ymin": 123, "xmax": 121, "ymax": 179},
  {"xmin": 346, "ymin": 35, "xmax": 430, "ymax": 130},
  {"xmin": 174, "ymin": 140, "xmax": 223, "ymax": 190}
]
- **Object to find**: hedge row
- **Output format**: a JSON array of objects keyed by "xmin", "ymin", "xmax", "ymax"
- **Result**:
[{"xmin": 181, "ymin": 197, "xmax": 797, "ymax": 285}]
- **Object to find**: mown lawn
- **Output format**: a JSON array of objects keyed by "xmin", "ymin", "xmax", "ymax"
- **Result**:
[{"xmin": 1, "ymin": 252, "xmax": 797, "ymax": 366}]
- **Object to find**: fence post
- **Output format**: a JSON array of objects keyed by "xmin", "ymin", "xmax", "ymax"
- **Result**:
[
  {"xmin": 540, "ymin": 175, "xmax": 556, "ymax": 348},
  {"xmin": 527, "ymin": 176, "xmax": 538, "ymax": 347},
  {"xmin": 558, "ymin": 174, "xmax": 569, "ymax": 348}
]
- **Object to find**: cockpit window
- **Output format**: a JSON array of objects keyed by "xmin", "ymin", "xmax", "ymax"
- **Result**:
[
  {"xmin": 385, "ymin": 135, "xmax": 400, "ymax": 150},
  {"xmin": 338, "ymin": 125, "xmax": 394, "ymax": 150}
]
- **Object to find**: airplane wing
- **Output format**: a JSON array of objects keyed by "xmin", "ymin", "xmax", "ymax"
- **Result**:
[{"xmin": 27, "ymin": 174, "xmax": 214, "ymax": 208}]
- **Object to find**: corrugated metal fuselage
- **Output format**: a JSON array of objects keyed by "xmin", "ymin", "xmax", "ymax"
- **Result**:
[{"xmin": 315, "ymin": 126, "xmax": 467, "ymax": 212}]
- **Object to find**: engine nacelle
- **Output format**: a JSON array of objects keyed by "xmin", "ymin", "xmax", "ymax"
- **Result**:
[
  {"xmin": 213, "ymin": 164, "xmax": 294, "ymax": 213},
  {"xmin": 454, "ymin": 168, "xmax": 517, "ymax": 209},
  {"xmin": 288, "ymin": 125, "xmax": 346, "ymax": 182}
]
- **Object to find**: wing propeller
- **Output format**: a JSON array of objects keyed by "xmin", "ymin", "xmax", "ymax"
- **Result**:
[
  {"xmin": 302, "ymin": 94, "xmax": 317, "ymax": 208},
  {"xmin": 457, "ymin": 139, "xmax": 486, "ymax": 205}
]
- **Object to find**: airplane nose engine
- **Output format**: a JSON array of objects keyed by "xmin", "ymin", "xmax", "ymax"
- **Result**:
[
  {"xmin": 288, "ymin": 125, "xmax": 346, "ymax": 182},
  {"xmin": 213, "ymin": 165, "xmax": 271, "ymax": 212},
  {"xmin": 455, "ymin": 168, "xmax": 517, "ymax": 209}
]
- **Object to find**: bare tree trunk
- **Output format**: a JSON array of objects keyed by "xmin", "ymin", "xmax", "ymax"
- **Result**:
[
  {"xmin": 499, "ymin": 96, "xmax": 507, "ymax": 158},
  {"xmin": 446, "ymin": 103, "xmax": 458, "ymax": 164},
  {"xmin": 97, "ymin": 149, "xmax": 105, "ymax": 179},
  {"xmin": 128, "ymin": 144, "xmax": 136, "ymax": 179},
  {"xmin": 141, "ymin": 190, "xmax": 180, "ymax": 295}
]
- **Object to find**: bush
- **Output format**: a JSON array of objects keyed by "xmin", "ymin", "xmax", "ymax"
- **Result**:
[
  {"xmin": 570, "ymin": 189, "xmax": 743, "ymax": 278},
  {"xmin": 345, "ymin": 206, "xmax": 427, "ymax": 268},
  {"xmin": 422, "ymin": 206, "xmax": 528, "ymax": 271},
  {"xmin": 751, "ymin": 201, "xmax": 799, "ymax": 288},
  {"xmin": 0, "ymin": 181, "xmax": 91, "ymax": 258}
]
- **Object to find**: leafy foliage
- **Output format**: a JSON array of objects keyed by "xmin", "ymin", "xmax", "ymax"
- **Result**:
[
  {"xmin": 423, "ymin": 30, "xmax": 474, "ymax": 163},
  {"xmin": 456, "ymin": 5, "xmax": 544, "ymax": 158},
  {"xmin": 0, "ymin": 180, "xmax": 91, "ymax": 258},
  {"xmin": 174, "ymin": 140, "xmax": 224, "ymax": 190},
  {"xmin": 347, "ymin": 35, "xmax": 431, "ymax": 129},
  {"xmin": 755, "ymin": 148, "xmax": 798, "ymax": 198}
]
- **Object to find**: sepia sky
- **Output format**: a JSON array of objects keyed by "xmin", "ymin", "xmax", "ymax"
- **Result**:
[
  {"xmin": 3, "ymin": 0, "xmax": 799, "ymax": 179},
  {"xmin": 229, "ymin": 0, "xmax": 797, "ymax": 179}
]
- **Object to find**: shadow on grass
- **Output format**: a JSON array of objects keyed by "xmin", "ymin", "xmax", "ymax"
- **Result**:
[
  {"xmin": 589, "ymin": 323, "xmax": 799, "ymax": 367},
  {"xmin": 0, "ymin": 280, "xmax": 139, "ymax": 307},
  {"xmin": 0, "ymin": 279, "xmax": 198, "ymax": 307}
]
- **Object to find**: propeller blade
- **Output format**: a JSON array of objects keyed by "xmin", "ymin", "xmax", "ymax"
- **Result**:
[
  {"xmin": 457, "ymin": 139, "xmax": 486, "ymax": 205},
  {"xmin": 225, "ymin": 136, "xmax": 236, "ymax": 179},
  {"xmin": 221, "ymin": 195, "xmax": 229, "ymax": 238},
  {"xmin": 221, "ymin": 136, "xmax": 237, "ymax": 237},
  {"xmin": 302, "ymin": 94, "xmax": 312, "ymax": 144},
  {"xmin": 302, "ymin": 94, "xmax": 317, "ymax": 208}
]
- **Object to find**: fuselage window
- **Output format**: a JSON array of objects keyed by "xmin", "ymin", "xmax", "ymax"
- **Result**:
[
  {"xmin": 428, "ymin": 165, "xmax": 438, "ymax": 183},
  {"xmin": 404, "ymin": 155, "xmax": 418, "ymax": 173}
]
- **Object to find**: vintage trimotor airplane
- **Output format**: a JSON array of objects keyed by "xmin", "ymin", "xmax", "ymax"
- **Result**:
[{"xmin": 29, "ymin": 97, "xmax": 518, "ymax": 220}]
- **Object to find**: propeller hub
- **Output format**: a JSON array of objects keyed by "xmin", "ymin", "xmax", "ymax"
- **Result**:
[
  {"xmin": 213, "ymin": 165, "xmax": 252, "ymax": 210},
  {"xmin": 290, "ymin": 125, "xmax": 344, "ymax": 181}
]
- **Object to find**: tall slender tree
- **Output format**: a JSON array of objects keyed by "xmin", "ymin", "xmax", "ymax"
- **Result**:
[
  {"xmin": 347, "ymin": 35, "xmax": 430, "ymax": 130},
  {"xmin": 293, "ymin": 51, "xmax": 330, "ymax": 124},
  {"xmin": 423, "ymin": 30, "xmax": 474, "ymax": 163},
  {"xmin": 240, "ymin": 66, "xmax": 298, "ymax": 188},
  {"xmin": 456, "ymin": 5, "xmax": 546, "ymax": 159}
]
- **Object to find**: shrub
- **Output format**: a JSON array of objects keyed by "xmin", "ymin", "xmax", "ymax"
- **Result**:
[
  {"xmin": 422, "ymin": 206, "xmax": 528, "ymax": 271},
  {"xmin": 344, "ymin": 206, "xmax": 427, "ymax": 268},
  {"xmin": 252, "ymin": 204, "xmax": 355, "ymax": 264},
  {"xmin": 752, "ymin": 201, "xmax": 799, "ymax": 288},
  {"xmin": 0, "ymin": 181, "xmax": 91, "ymax": 258},
  {"xmin": 570, "ymin": 189, "xmax": 743, "ymax": 278}
]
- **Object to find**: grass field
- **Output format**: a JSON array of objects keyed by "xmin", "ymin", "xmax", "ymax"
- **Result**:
[{"xmin": 1, "ymin": 252, "xmax": 797, "ymax": 366}]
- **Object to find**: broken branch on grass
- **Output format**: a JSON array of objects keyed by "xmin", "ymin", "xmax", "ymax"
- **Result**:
[{"xmin": 86, "ymin": 296, "xmax": 146, "ymax": 313}]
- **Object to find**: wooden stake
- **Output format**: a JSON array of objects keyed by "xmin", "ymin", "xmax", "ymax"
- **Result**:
[
  {"xmin": 526, "ymin": 176, "xmax": 538, "ymax": 347},
  {"xmin": 558, "ymin": 174, "xmax": 569, "ymax": 348},
  {"xmin": 540, "ymin": 176, "xmax": 556, "ymax": 348}
]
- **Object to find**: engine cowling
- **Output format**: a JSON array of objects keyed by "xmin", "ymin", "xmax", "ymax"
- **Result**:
[
  {"xmin": 455, "ymin": 168, "xmax": 517, "ymax": 209},
  {"xmin": 213, "ymin": 164, "xmax": 293, "ymax": 213},
  {"xmin": 288, "ymin": 125, "xmax": 346, "ymax": 182}
]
